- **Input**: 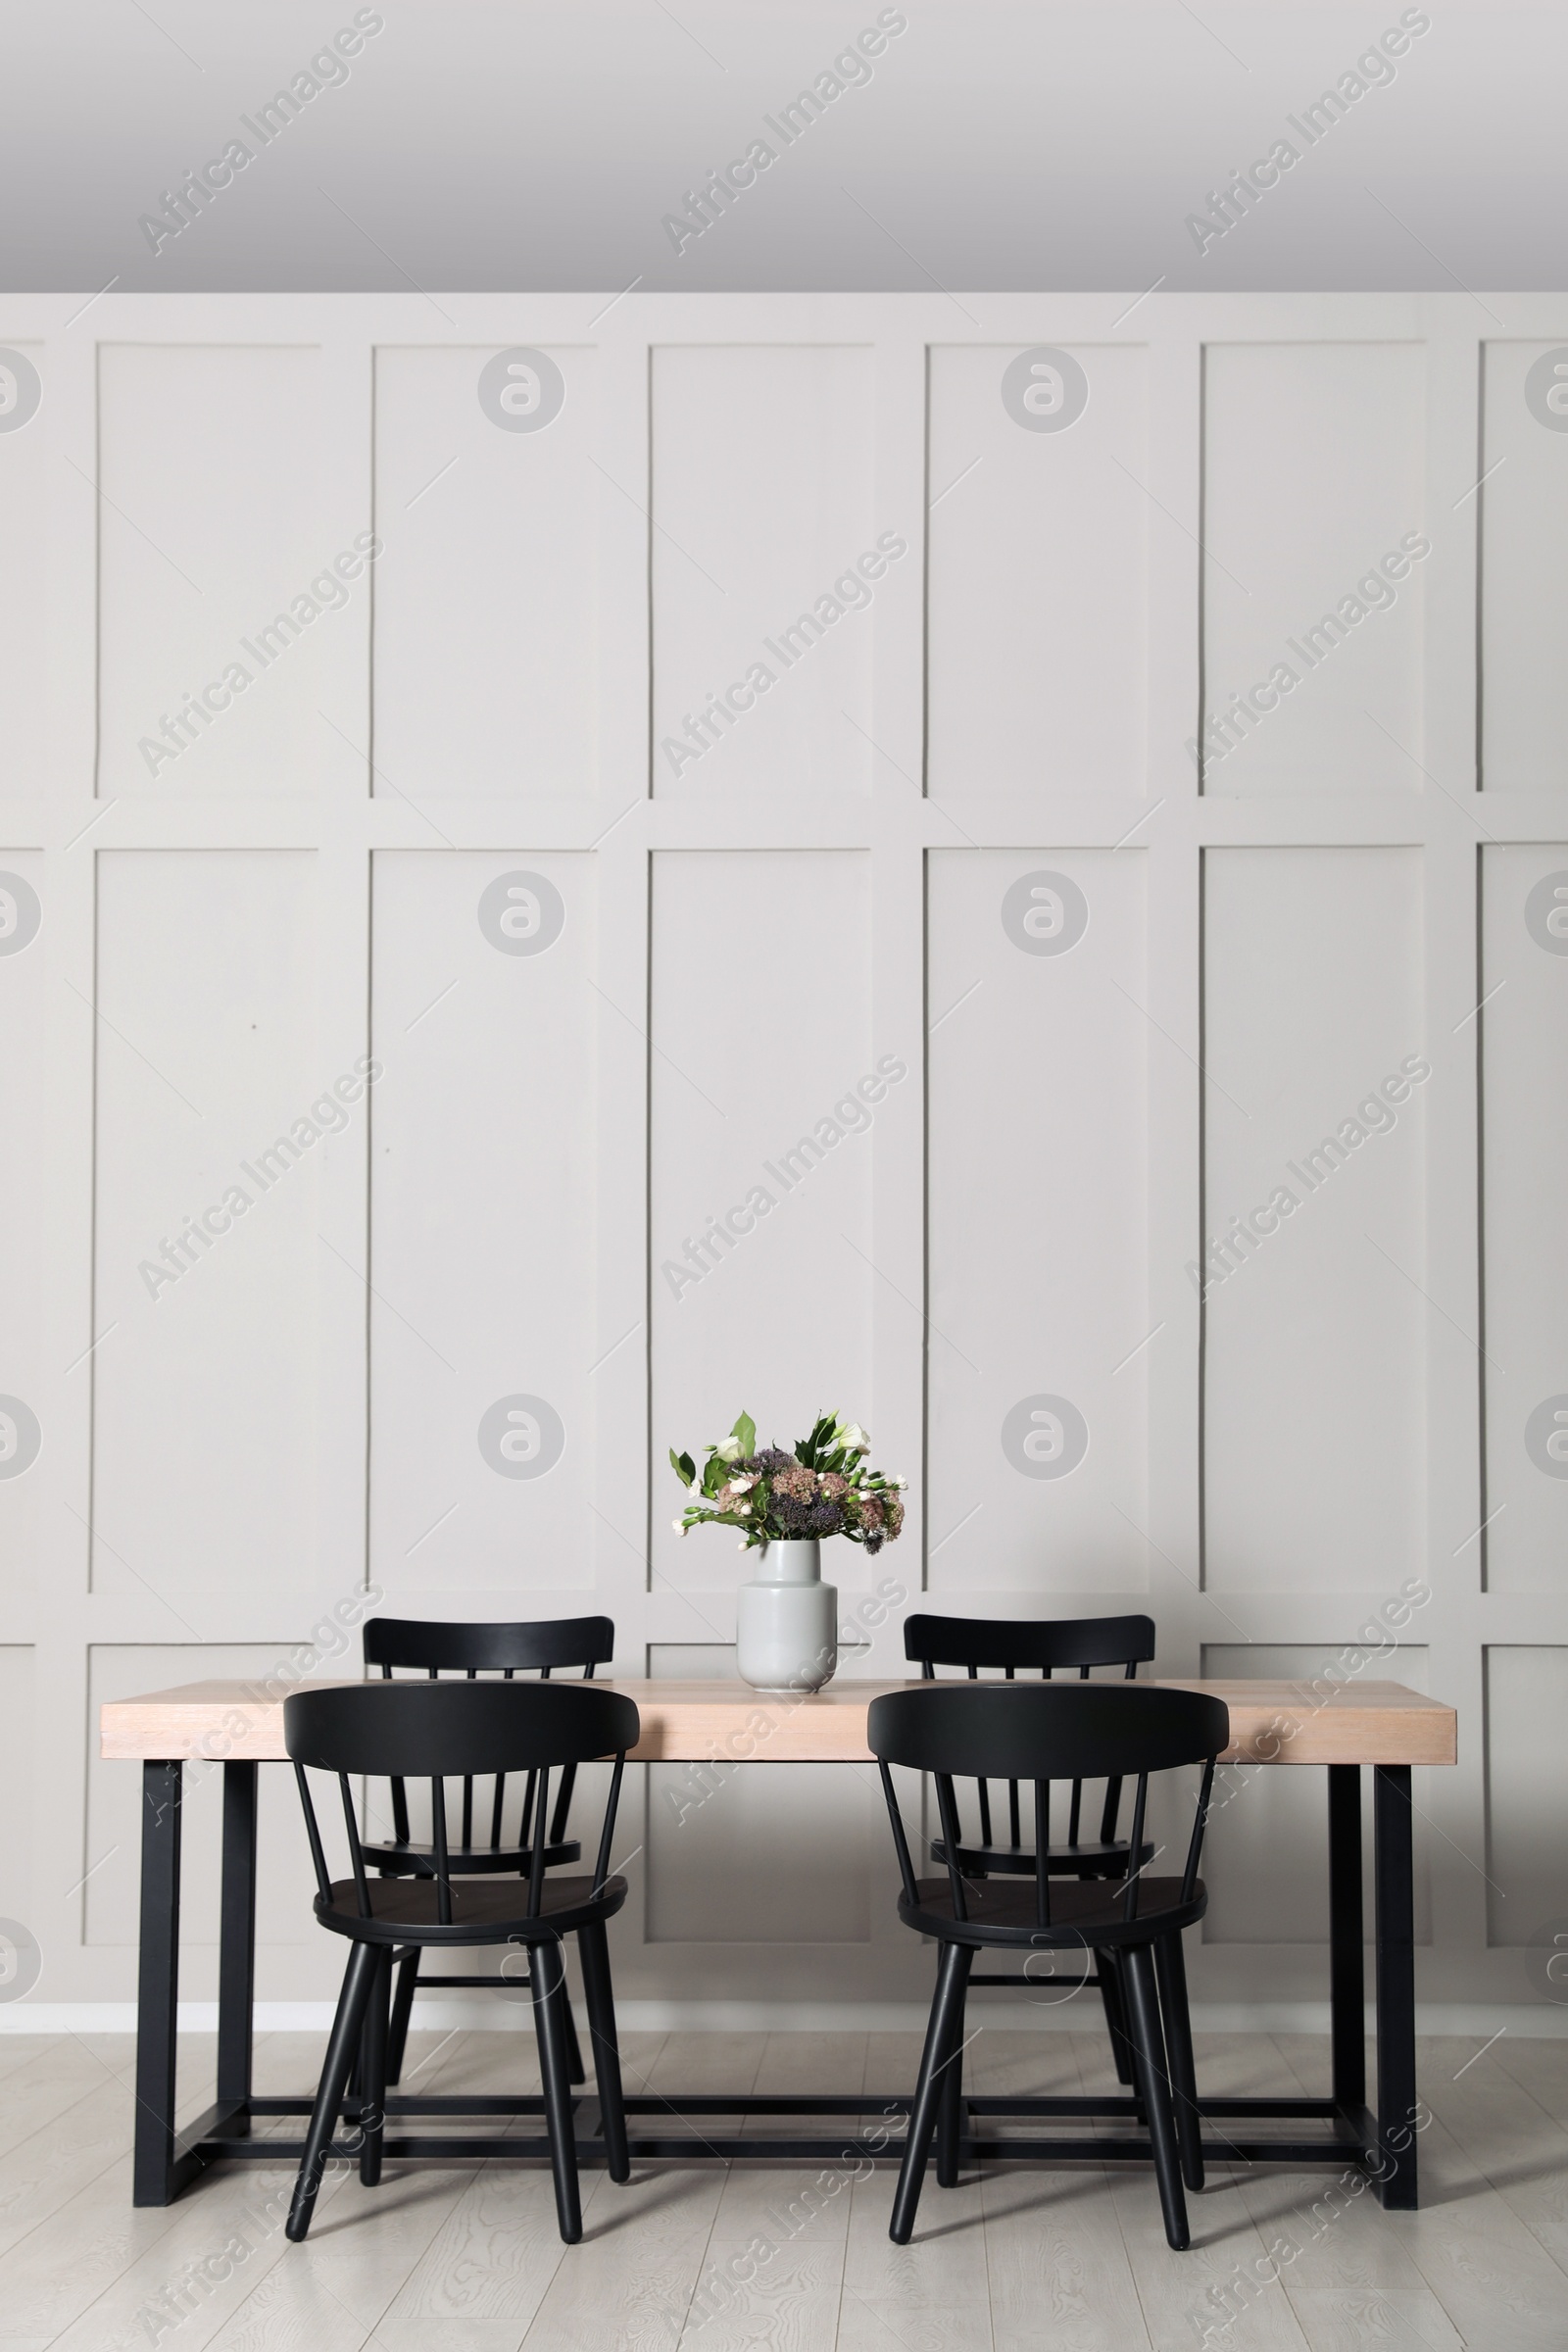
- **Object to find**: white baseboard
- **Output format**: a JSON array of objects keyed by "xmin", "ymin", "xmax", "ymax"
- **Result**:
[{"xmin": 4, "ymin": 1998, "xmax": 1568, "ymax": 2037}]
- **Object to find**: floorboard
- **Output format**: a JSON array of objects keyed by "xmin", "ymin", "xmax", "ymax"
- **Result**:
[{"xmin": 0, "ymin": 2030, "xmax": 1561, "ymax": 2347}]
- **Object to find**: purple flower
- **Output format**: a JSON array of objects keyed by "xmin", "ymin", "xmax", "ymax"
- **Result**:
[{"xmin": 772, "ymin": 1489, "xmax": 845, "ymax": 1538}]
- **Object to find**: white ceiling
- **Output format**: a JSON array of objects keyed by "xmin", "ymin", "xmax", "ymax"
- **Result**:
[{"xmin": 0, "ymin": 1, "xmax": 1556, "ymax": 294}]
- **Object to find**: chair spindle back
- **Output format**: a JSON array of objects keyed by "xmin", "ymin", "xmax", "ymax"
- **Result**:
[
  {"xmin": 903, "ymin": 1612, "xmax": 1157, "ymax": 1858},
  {"xmin": 362, "ymin": 1614, "xmax": 614, "ymax": 1863},
  {"xmin": 870, "ymin": 1681, "xmax": 1226, "ymax": 1926},
  {"xmin": 286, "ymin": 1679, "xmax": 639, "ymax": 1927}
]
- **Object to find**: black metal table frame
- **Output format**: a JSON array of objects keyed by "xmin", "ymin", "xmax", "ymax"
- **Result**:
[{"xmin": 132, "ymin": 1756, "xmax": 1420, "ymax": 2208}]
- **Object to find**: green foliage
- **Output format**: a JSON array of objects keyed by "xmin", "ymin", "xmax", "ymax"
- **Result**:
[{"xmin": 795, "ymin": 1412, "xmax": 836, "ymax": 1469}]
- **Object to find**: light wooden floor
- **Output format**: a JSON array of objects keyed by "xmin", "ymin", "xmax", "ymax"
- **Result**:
[{"xmin": 0, "ymin": 2023, "xmax": 1564, "ymax": 2349}]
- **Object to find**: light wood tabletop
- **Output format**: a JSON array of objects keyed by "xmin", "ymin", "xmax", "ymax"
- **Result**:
[{"xmin": 100, "ymin": 1676, "xmax": 1456, "ymax": 1767}]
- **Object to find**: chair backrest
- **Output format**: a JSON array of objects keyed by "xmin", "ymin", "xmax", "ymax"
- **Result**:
[
  {"xmin": 904, "ymin": 1611, "xmax": 1155, "ymax": 1675},
  {"xmin": 361, "ymin": 1613, "xmax": 615, "ymax": 1855},
  {"xmin": 363, "ymin": 1614, "xmax": 615, "ymax": 1676},
  {"xmin": 868, "ymin": 1682, "xmax": 1228, "ymax": 1930},
  {"xmin": 902, "ymin": 1611, "xmax": 1157, "ymax": 1855},
  {"xmin": 286, "ymin": 1679, "xmax": 640, "ymax": 1927}
]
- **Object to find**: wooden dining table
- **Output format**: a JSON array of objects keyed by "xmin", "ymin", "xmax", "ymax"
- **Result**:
[{"xmin": 102, "ymin": 1675, "xmax": 1456, "ymax": 2211}]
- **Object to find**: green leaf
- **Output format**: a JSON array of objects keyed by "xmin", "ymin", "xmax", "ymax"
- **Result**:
[
  {"xmin": 732, "ymin": 1411, "xmax": 757, "ymax": 1458},
  {"xmin": 702, "ymin": 1455, "xmax": 728, "ymax": 1496},
  {"xmin": 669, "ymin": 1447, "xmax": 696, "ymax": 1489}
]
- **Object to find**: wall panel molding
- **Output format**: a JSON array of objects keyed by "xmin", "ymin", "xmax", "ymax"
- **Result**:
[{"xmin": 0, "ymin": 290, "xmax": 1561, "ymax": 2017}]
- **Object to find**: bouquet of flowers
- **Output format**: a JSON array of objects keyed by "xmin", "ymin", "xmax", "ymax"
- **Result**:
[{"xmin": 670, "ymin": 1411, "xmax": 906, "ymax": 1554}]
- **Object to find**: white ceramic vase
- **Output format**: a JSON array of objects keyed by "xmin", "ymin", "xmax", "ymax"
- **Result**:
[{"xmin": 735, "ymin": 1538, "xmax": 838, "ymax": 1692}]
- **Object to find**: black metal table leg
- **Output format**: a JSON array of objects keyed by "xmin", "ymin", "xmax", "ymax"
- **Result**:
[
  {"xmin": 1373, "ymin": 1763, "xmax": 1418, "ymax": 2208},
  {"xmin": 133, "ymin": 1761, "xmax": 184, "ymax": 2206},
  {"xmin": 1328, "ymin": 1765, "xmax": 1366, "ymax": 2115},
  {"xmin": 217, "ymin": 1761, "xmax": 259, "ymax": 2115}
]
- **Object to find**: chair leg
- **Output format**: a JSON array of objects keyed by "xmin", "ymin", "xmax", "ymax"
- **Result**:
[
  {"xmin": 890, "ymin": 1942, "xmax": 971, "ymax": 2246},
  {"xmin": 286, "ymin": 1939, "xmax": 380, "ymax": 2242},
  {"xmin": 1154, "ymin": 1932, "xmax": 1203, "ymax": 2193},
  {"xmin": 576, "ymin": 1918, "xmax": 630, "ymax": 2183},
  {"xmin": 1122, "ymin": 1941, "xmax": 1190, "ymax": 2251},
  {"xmin": 563, "ymin": 1989, "xmax": 587, "ymax": 2086},
  {"xmin": 385, "ymin": 1949, "xmax": 419, "ymax": 2087},
  {"xmin": 530, "ymin": 1937, "xmax": 583, "ymax": 2244},
  {"xmin": 936, "ymin": 1966, "xmax": 967, "ymax": 2188},
  {"xmin": 358, "ymin": 1948, "xmax": 391, "ymax": 2187},
  {"xmin": 1097, "ymin": 1951, "xmax": 1137, "ymax": 2086}
]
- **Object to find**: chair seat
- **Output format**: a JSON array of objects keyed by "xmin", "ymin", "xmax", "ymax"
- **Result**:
[
  {"xmin": 363, "ymin": 1836, "xmax": 581, "ymax": 1878},
  {"xmin": 901, "ymin": 1873, "xmax": 1206, "ymax": 1949},
  {"xmin": 932, "ymin": 1837, "xmax": 1152, "ymax": 1879},
  {"xmin": 315, "ymin": 1872, "xmax": 627, "ymax": 1946}
]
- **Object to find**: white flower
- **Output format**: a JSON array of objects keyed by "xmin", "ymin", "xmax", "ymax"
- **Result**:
[
  {"xmin": 714, "ymin": 1436, "xmax": 743, "ymax": 1462},
  {"xmin": 892, "ymin": 1476, "xmax": 907, "ymax": 1489},
  {"xmin": 672, "ymin": 1518, "xmax": 688, "ymax": 1535},
  {"xmin": 838, "ymin": 1423, "xmax": 869, "ymax": 1452},
  {"xmin": 736, "ymin": 1503, "xmax": 751, "ymax": 1516},
  {"xmin": 729, "ymin": 1473, "xmax": 759, "ymax": 1492}
]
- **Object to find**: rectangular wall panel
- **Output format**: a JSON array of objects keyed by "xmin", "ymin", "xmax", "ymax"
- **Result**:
[
  {"xmin": 372, "ymin": 345, "xmax": 599, "ymax": 797},
  {"xmin": 649, "ymin": 852, "xmax": 874, "ymax": 1597},
  {"xmin": 926, "ymin": 343, "xmax": 1148, "ymax": 795},
  {"xmin": 368, "ymin": 853, "xmax": 597, "ymax": 1595},
  {"xmin": 651, "ymin": 346, "xmax": 876, "ymax": 796},
  {"xmin": 1201, "ymin": 343, "xmax": 1426, "ymax": 793},
  {"xmin": 0, "ymin": 346, "xmax": 48, "ymax": 795},
  {"xmin": 1201, "ymin": 1642, "xmax": 1432, "ymax": 1944},
  {"xmin": 0, "ymin": 1648, "xmax": 32, "ymax": 1940},
  {"xmin": 92, "ymin": 851, "xmax": 322, "ymax": 1599},
  {"xmin": 927, "ymin": 850, "xmax": 1149, "ymax": 1594},
  {"xmin": 96, "ymin": 343, "xmax": 365, "ymax": 797},
  {"xmin": 1485, "ymin": 1646, "xmax": 1568, "ymax": 1946},
  {"xmin": 1481, "ymin": 845, "xmax": 1568, "ymax": 1591},
  {"xmin": 1203, "ymin": 848, "xmax": 1426, "ymax": 1592},
  {"xmin": 1481, "ymin": 343, "xmax": 1568, "ymax": 789},
  {"xmin": 0, "ymin": 855, "xmax": 45, "ymax": 1596}
]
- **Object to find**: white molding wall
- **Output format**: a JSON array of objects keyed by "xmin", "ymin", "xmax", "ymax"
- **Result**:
[{"xmin": 0, "ymin": 291, "xmax": 1565, "ymax": 2027}]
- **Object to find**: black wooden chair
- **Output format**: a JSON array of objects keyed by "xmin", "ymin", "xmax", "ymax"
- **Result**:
[
  {"xmin": 869, "ymin": 1680, "xmax": 1226, "ymax": 2250},
  {"xmin": 361, "ymin": 1613, "xmax": 614, "ymax": 2083},
  {"xmin": 284, "ymin": 1676, "xmax": 639, "ymax": 2245},
  {"xmin": 904, "ymin": 1612, "xmax": 1156, "ymax": 2079}
]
